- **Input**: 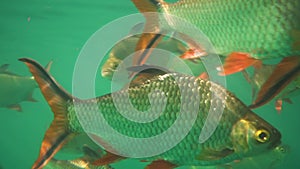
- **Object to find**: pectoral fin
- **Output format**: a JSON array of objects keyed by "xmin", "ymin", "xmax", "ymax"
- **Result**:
[
  {"xmin": 219, "ymin": 52, "xmax": 262, "ymax": 76},
  {"xmin": 196, "ymin": 148, "xmax": 234, "ymax": 161}
]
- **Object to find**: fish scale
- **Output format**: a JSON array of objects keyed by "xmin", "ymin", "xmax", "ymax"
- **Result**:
[
  {"xmin": 158, "ymin": 0, "xmax": 300, "ymax": 58},
  {"xmin": 67, "ymin": 74, "xmax": 248, "ymax": 165},
  {"xmin": 19, "ymin": 58, "xmax": 281, "ymax": 168}
]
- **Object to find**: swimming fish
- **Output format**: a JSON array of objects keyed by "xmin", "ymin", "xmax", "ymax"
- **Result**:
[
  {"xmin": 0, "ymin": 62, "xmax": 52, "ymax": 112},
  {"xmin": 45, "ymin": 145, "xmax": 114, "ymax": 169},
  {"xmin": 0, "ymin": 64, "xmax": 37, "ymax": 111},
  {"xmin": 131, "ymin": 0, "xmax": 300, "ymax": 77},
  {"xmin": 20, "ymin": 58, "xmax": 281, "ymax": 169},
  {"xmin": 245, "ymin": 56, "xmax": 300, "ymax": 112},
  {"xmin": 101, "ymin": 33, "xmax": 189, "ymax": 80},
  {"xmin": 190, "ymin": 144, "xmax": 289, "ymax": 169}
]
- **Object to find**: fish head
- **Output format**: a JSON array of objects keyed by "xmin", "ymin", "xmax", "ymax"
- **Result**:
[
  {"xmin": 101, "ymin": 56, "xmax": 122, "ymax": 79},
  {"xmin": 231, "ymin": 112, "xmax": 281, "ymax": 157}
]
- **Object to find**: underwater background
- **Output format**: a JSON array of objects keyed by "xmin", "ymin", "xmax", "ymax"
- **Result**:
[{"xmin": 0, "ymin": 0, "xmax": 299, "ymax": 169}]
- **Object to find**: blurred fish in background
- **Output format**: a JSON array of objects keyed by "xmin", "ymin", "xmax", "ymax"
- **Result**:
[
  {"xmin": 0, "ymin": 62, "xmax": 51, "ymax": 112},
  {"xmin": 45, "ymin": 145, "xmax": 114, "ymax": 169}
]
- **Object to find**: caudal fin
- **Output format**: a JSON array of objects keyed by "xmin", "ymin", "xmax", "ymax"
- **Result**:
[
  {"xmin": 249, "ymin": 56, "xmax": 300, "ymax": 109},
  {"xmin": 19, "ymin": 58, "xmax": 76, "ymax": 169}
]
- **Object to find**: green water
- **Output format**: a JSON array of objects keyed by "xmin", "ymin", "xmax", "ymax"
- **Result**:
[{"xmin": 0, "ymin": 0, "xmax": 299, "ymax": 169}]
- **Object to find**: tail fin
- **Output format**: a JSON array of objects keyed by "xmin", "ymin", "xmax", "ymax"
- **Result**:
[
  {"xmin": 249, "ymin": 56, "xmax": 300, "ymax": 109},
  {"xmin": 19, "ymin": 58, "xmax": 76, "ymax": 169}
]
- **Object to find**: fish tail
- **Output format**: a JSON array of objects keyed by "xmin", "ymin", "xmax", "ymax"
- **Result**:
[
  {"xmin": 19, "ymin": 58, "xmax": 75, "ymax": 169},
  {"xmin": 249, "ymin": 56, "xmax": 300, "ymax": 109},
  {"xmin": 219, "ymin": 52, "xmax": 262, "ymax": 76}
]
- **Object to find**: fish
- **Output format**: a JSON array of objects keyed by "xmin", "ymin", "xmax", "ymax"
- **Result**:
[
  {"xmin": 243, "ymin": 56, "xmax": 300, "ymax": 112},
  {"xmin": 130, "ymin": 0, "xmax": 300, "ymax": 81},
  {"xmin": 101, "ymin": 33, "xmax": 190, "ymax": 80},
  {"xmin": 189, "ymin": 144, "xmax": 289, "ymax": 169},
  {"xmin": 242, "ymin": 60, "xmax": 300, "ymax": 113},
  {"xmin": 19, "ymin": 58, "xmax": 281, "ymax": 169},
  {"xmin": 45, "ymin": 145, "xmax": 114, "ymax": 169},
  {"xmin": 0, "ymin": 62, "xmax": 51, "ymax": 112}
]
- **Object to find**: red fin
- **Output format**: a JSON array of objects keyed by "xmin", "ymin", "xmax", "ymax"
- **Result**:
[
  {"xmin": 180, "ymin": 48, "xmax": 206, "ymax": 63},
  {"xmin": 7, "ymin": 104, "xmax": 22, "ymax": 112},
  {"xmin": 19, "ymin": 58, "xmax": 75, "ymax": 169},
  {"xmin": 92, "ymin": 151, "xmax": 125, "ymax": 166},
  {"xmin": 145, "ymin": 160, "xmax": 178, "ymax": 169},
  {"xmin": 219, "ymin": 52, "xmax": 261, "ymax": 76},
  {"xmin": 250, "ymin": 56, "xmax": 300, "ymax": 109},
  {"xmin": 275, "ymin": 99, "xmax": 283, "ymax": 114},
  {"xmin": 197, "ymin": 72, "xmax": 209, "ymax": 80}
]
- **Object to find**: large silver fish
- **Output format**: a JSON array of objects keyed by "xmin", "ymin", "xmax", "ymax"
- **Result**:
[{"xmin": 20, "ymin": 58, "xmax": 281, "ymax": 169}]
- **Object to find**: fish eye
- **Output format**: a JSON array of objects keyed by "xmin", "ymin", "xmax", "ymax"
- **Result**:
[{"xmin": 255, "ymin": 129, "xmax": 270, "ymax": 143}]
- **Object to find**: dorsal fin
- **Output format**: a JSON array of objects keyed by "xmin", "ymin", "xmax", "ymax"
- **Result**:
[{"xmin": 127, "ymin": 64, "xmax": 171, "ymax": 86}]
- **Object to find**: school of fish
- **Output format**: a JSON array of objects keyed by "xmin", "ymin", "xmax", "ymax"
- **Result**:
[{"xmin": 3, "ymin": 0, "xmax": 300, "ymax": 169}]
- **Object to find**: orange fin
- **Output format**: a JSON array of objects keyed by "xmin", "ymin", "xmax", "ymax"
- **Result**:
[
  {"xmin": 92, "ymin": 151, "xmax": 125, "ymax": 166},
  {"xmin": 180, "ymin": 48, "xmax": 206, "ymax": 63},
  {"xmin": 19, "ymin": 58, "xmax": 75, "ymax": 169},
  {"xmin": 249, "ymin": 56, "xmax": 300, "ymax": 109},
  {"xmin": 275, "ymin": 99, "xmax": 283, "ymax": 114},
  {"xmin": 197, "ymin": 72, "xmax": 209, "ymax": 80},
  {"xmin": 7, "ymin": 104, "xmax": 22, "ymax": 112},
  {"xmin": 219, "ymin": 52, "xmax": 262, "ymax": 76},
  {"xmin": 145, "ymin": 160, "xmax": 178, "ymax": 169}
]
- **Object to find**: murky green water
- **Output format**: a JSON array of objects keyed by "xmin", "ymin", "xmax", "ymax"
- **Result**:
[{"xmin": 0, "ymin": 1, "xmax": 299, "ymax": 169}]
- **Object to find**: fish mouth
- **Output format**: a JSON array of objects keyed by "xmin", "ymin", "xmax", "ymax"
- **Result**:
[{"xmin": 268, "ymin": 128, "xmax": 282, "ymax": 149}]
